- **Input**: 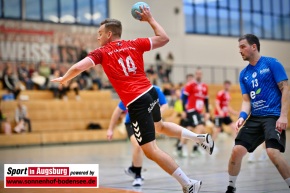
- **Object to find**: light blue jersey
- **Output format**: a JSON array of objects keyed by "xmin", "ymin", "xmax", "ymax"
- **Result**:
[
  {"xmin": 239, "ymin": 56, "xmax": 288, "ymax": 116},
  {"xmin": 118, "ymin": 85, "xmax": 167, "ymax": 123}
]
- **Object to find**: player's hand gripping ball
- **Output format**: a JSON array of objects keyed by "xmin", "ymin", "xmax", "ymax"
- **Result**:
[{"xmin": 131, "ymin": 2, "xmax": 150, "ymax": 20}]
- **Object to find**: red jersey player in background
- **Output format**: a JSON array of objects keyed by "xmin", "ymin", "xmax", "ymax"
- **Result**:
[
  {"xmin": 177, "ymin": 68, "xmax": 211, "ymax": 157},
  {"xmin": 51, "ymin": 5, "xmax": 214, "ymax": 193},
  {"xmin": 212, "ymin": 80, "xmax": 238, "ymax": 141}
]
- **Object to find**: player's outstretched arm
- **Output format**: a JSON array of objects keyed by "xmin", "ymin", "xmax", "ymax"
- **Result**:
[
  {"xmin": 51, "ymin": 57, "xmax": 94, "ymax": 84},
  {"xmin": 136, "ymin": 6, "xmax": 169, "ymax": 49},
  {"xmin": 107, "ymin": 106, "xmax": 124, "ymax": 141},
  {"xmin": 277, "ymin": 80, "xmax": 289, "ymax": 130},
  {"xmin": 236, "ymin": 94, "xmax": 251, "ymax": 131}
]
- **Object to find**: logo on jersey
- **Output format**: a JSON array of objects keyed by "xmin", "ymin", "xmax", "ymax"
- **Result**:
[
  {"xmin": 148, "ymin": 99, "xmax": 159, "ymax": 113},
  {"xmin": 250, "ymin": 88, "xmax": 261, "ymax": 99},
  {"xmin": 244, "ymin": 76, "xmax": 248, "ymax": 81},
  {"xmin": 260, "ymin": 68, "xmax": 270, "ymax": 74},
  {"xmin": 252, "ymin": 72, "xmax": 257, "ymax": 78}
]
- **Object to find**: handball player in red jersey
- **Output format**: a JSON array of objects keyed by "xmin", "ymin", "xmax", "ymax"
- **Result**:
[{"xmin": 51, "ymin": 5, "xmax": 214, "ymax": 193}]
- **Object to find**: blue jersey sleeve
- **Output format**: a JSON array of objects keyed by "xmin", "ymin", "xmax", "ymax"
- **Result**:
[
  {"xmin": 268, "ymin": 58, "xmax": 288, "ymax": 83},
  {"xmin": 153, "ymin": 85, "xmax": 167, "ymax": 105},
  {"xmin": 239, "ymin": 70, "xmax": 248, "ymax": 95},
  {"xmin": 118, "ymin": 101, "xmax": 127, "ymax": 111}
]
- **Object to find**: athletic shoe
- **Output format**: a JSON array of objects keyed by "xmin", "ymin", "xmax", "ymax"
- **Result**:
[
  {"xmin": 247, "ymin": 153, "xmax": 256, "ymax": 163},
  {"xmin": 183, "ymin": 180, "xmax": 202, "ymax": 193},
  {"xmin": 124, "ymin": 167, "xmax": 135, "ymax": 178},
  {"xmin": 132, "ymin": 178, "xmax": 143, "ymax": 187},
  {"xmin": 225, "ymin": 186, "xmax": 236, "ymax": 193},
  {"xmin": 258, "ymin": 151, "xmax": 268, "ymax": 161},
  {"xmin": 197, "ymin": 134, "xmax": 214, "ymax": 155}
]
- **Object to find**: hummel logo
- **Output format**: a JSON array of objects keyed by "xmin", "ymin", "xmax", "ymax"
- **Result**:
[
  {"xmin": 136, "ymin": 137, "xmax": 142, "ymax": 142},
  {"xmin": 135, "ymin": 132, "xmax": 141, "ymax": 137},
  {"xmin": 132, "ymin": 122, "xmax": 138, "ymax": 127},
  {"xmin": 132, "ymin": 121, "xmax": 142, "ymax": 143},
  {"xmin": 134, "ymin": 126, "xmax": 139, "ymax": 132}
]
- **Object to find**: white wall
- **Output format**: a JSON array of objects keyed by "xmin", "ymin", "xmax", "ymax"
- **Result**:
[{"xmin": 109, "ymin": 0, "xmax": 290, "ymax": 79}]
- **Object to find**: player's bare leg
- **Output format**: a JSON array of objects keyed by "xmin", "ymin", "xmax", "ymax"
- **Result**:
[
  {"xmin": 126, "ymin": 135, "xmax": 144, "ymax": 186},
  {"xmin": 227, "ymin": 145, "xmax": 247, "ymax": 191},
  {"xmin": 266, "ymin": 148, "xmax": 290, "ymax": 179},
  {"xmin": 140, "ymin": 140, "xmax": 202, "ymax": 191},
  {"xmin": 155, "ymin": 121, "xmax": 214, "ymax": 155}
]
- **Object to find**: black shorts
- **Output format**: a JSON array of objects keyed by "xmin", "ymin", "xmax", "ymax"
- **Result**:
[
  {"xmin": 127, "ymin": 87, "xmax": 161, "ymax": 146},
  {"xmin": 125, "ymin": 123, "xmax": 134, "ymax": 139},
  {"xmin": 184, "ymin": 111, "xmax": 204, "ymax": 127},
  {"xmin": 235, "ymin": 116, "xmax": 286, "ymax": 153},
  {"xmin": 214, "ymin": 116, "xmax": 233, "ymax": 127}
]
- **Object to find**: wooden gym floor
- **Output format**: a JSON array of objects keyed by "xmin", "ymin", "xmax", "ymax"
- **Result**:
[{"xmin": 0, "ymin": 131, "xmax": 290, "ymax": 193}]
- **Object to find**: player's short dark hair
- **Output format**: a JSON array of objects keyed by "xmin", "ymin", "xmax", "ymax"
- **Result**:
[
  {"xmin": 238, "ymin": 34, "xmax": 260, "ymax": 52},
  {"xmin": 186, "ymin": 74, "xmax": 194, "ymax": 79},
  {"xmin": 101, "ymin": 19, "xmax": 122, "ymax": 37},
  {"xmin": 224, "ymin": 80, "xmax": 231, "ymax": 85}
]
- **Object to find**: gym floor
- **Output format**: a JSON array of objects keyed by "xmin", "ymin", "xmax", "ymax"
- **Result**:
[{"xmin": 1, "ymin": 131, "xmax": 290, "ymax": 193}]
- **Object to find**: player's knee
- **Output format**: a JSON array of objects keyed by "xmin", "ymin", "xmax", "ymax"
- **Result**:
[
  {"xmin": 141, "ymin": 145, "xmax": 158, "ymax": 161},
  {"xmin": 266, "ymin": 148, "xmax": 279, "ymax": 161},
  {"xmin": 232, "ymin": 145, "xmax": 247, "ymax": 158}
]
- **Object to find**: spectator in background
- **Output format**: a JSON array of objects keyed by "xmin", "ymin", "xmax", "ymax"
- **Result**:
[
  {"xmin": 0, "ymin": 107, "xmax": 12, "ymax": 135},
  {"xmin": 18, "ymin": 62, "xmax": 34, "ymax": 90},
  {"xmin": 165, "ymin": 52, "xmax": 174, "ymax": 81},
  {"xmin": 28, "ymin": 63, "xmax": 36, "ymax": 78},
  {"xmin": 49, "ymin": 70, "xmax": 66, "ymax": 99},
  {"xmin": 50, "ymin": 63, "xmax": 58, "ymax": 75},
  {"xmin": 14, "ymin": 100, "xmax": 31, "ymax": 133},
  {"xmin": 155, "ymin": 52, "xmax": 162, "ymax": 71},
  {"xmin": 38, "ymin": 61, "xmax": 50, "ymax": 89},
  {"xmin": 89, "ymin": 68, "xmax": 103, "ymax": 90},
  {"xmin": 2, "ymin": 66, "xmax": 21, "ymax": 99},
  {"xmin": 78, "ymin": 44, "xmax": 88, "ymax": 61},
  {"xmin": 146, "ymin": 65, "xmax": 158, "ymax": 85}
]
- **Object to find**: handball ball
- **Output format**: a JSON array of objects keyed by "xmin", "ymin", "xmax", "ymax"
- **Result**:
[{"xmin": 131, "ymin": 2, "xmax": 150, "ymax": 20}]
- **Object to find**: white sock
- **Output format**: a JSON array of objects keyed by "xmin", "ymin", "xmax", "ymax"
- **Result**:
[
  {"xmin": 285, "ymin": 178, "xmax": 290, "ymax": 187},
  {"xmin": 181, "ymin": 128, "xmax": 199, "ymax": 142},
  {"xmin": 229, "ymin": 175, "xmax": 237, "ymax": 187},
  {"xmin": 172, "ymin": 167, "xmax": 193, "ymax": 187}
]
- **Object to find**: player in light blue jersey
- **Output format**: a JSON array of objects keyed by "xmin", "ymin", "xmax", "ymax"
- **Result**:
[
  {"xmin": 106, "ymin": 85, "xmax": 168, "ymax": 187},
  {"xmin": 226, "ymin": 34, "xmax": 290, "ymax": 193}
]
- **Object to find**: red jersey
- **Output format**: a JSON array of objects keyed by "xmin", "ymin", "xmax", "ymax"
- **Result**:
[
  {"xmin": 87, "ymin": 38, "xmax": 152, "ymax": 106},
  {"xmin": 183, "ymin": 81, "xmax": 208, "ymax": 113},
  {"xmin": 214, "ymin": 90, "xmax": 231, "ymax": 117}
]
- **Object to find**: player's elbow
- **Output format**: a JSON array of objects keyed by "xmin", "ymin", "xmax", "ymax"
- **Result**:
[{"xmin": 162, "ymin": 35, "xmax": 170, "ymax": 45}]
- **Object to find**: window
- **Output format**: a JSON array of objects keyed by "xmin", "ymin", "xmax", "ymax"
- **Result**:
[
  {"xmin": 0, "ymin": 0, "xmax": 2, "ymax": 17},
  {"xmin": 219, "ymin": 9, "xmax": 229, "ymax": 35},
  {"xmin": 60, "ymin": 0, "xmax": 75, "ymax": 23},
  {"xmin": 195, "ymin": 5, "xmax": 206, "ymax": 33},
  {"xmin": 230, "ymin": 11, "xmax": 240, "ymax": 36},
  {"xmin": 207, "ymin": 8, "xmax": 218, "ymax": 34},
  {"xmin": 282, "ymin": 0, "xmax": 290, "ymax": 40},
  {"xmin": 184, "ymin": 0, "xmax": 290, "ymax": 41},
  {"xmin": 92, "ymin": 0, "xmax": 108, "ymax": 25},
  {"xmin": 1, "ymin": 0, "xmax": 108, "ymax": 26},
  {"xmin": 4, "ymin": 0, "xmax": 21, "ymax": 18},
  {"xmin": 77, "ymin": 0, "xmax": 91, "ymax": 24},
  {"xmin": 25, "ymin": 0, "xmax": 41, "ymax": 20},
  {"xmin": 43, "ymin": 0, "xmax": 58, "ymax": 22}
]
